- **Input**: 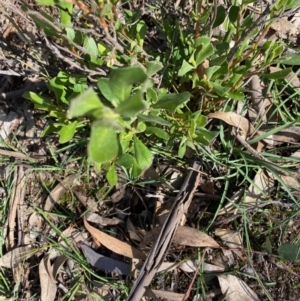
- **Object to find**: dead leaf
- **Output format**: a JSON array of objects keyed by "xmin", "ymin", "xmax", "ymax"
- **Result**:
[
  {"xmin": 127, "ymin": 218, "xmax": 144, "ymax": 242},
  {"xmin": 58, "ymin": 227, "xmax": 90, "ymax": 250},
  {"xmin": 217, "ymin": 274, "xmax": 260, "ymax": 301},
  {"xmin": 258, "ymin": 126, "xmax": 300, "ymax": 146},
  {"xmin": 179, "ymin": 260, "xmax": 224, "ymax": 273},
  {"xmin": 44, "ymin": 174, "xmax": 77, "ymax": 212},
  {"xmin": 0, "ymin": 148, "xmax": 35, "ymax": 162},
  {"xmin": 157, "ymin": 261, "xmax": 179, "ymax": 273},
  {"xmin": 271, "ymin": 18, "xmax": 297, "ymax": 40},
  {"xmin": 39, "ymin": 256, "xmax": 57, "ymax": 301},
  {"xmin": 143, "ymin": 226, "xmax": 220, "ymax": 248},
  {"xmin": 0, "ymin": 245, "xmax": 33, "ymax": 268},
  {"xmin": 0, "ymin": 110, "xmax": 20, "ymax": 141},
  {"xmin": 86, "ymin": 212, "xmax": 123, "ymax": 226},
  {"xmin": 80, "ymin": 244, "xmax": 130, "ymax": 275},
  {"xmin": 215, "ymin": 229, "xmax": 244, "ymax": 260},
  {"xmin": 72, "ymin": 189, "xmax": 98, "ymax": 211},
  {"xmin": 215, "ymin": 229, "xmax": 243, "ymax": 249},
  {"xmin": 249, "ymin": 75, "xmax": 267, "ymax": 122},
  {"xmin": 28, "ymin": 212, "xmax": 44, "ymax": 240},
  {"xmin": 149, "ymin": 289, "xmax": 185, "ymax": 301},
  {"xmin": 84, "ymin": 217, "xmax": 146, "ymax": 259},
  {"xmin": 208, "ymin": 112, "xmax": 255, "ymax": 138}
]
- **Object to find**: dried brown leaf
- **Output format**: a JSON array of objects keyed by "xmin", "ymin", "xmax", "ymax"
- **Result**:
[
  {"xmin": 179, "ymin": 260, "xmax": 224, "ymax": 273},
  {"xmin": 143, "ymin": 226, "xmax": 220, "ymax": 248},
  {"xmin": 217, "ymin": 274, "xmax": 260, "ymax": 301},
  {"xmin": 271, "ymin": 18, "xmax": 297, "ymax": 39},
  {"xmin": 215, "ymin": 229, "xmax": 244, "ymax": 260},
  {"xmin": 215, "ymin": 229, "xmax": 243, "ymax": 249},
  {"xmin": 0, "ymin": 245, "xmax": 33, "ymax": 268},
  {"xmin": 86, "ymin": 212, "xmax": 123, "ymax": 226},
  {"xmin": 84, "ymin": 217, "xmax": 146, "ymax": 259},
  {"xmin": 150, "ymin": 289, "xmax": 185, "ymax": 301},
  {"xmin": 258, "ymin": 126, "xmax": 300, "ymax": 146},
  {"xmin": 39, "ymin": 256, "xmax": 57, "ymax": 301},
  {"xmin": 208, "ymin": 112, "xmax": 255, "ymax": 138}
]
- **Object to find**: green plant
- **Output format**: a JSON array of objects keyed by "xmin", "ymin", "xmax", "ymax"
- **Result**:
[
  {"xmin": 23, "ymin": 71, "xmax": 88, "ymax": 144},
  {"xmin": 67, "ymin": 63, "xmax": 215, "ymax": 184}
]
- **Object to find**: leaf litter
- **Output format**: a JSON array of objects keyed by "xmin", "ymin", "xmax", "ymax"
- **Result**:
[{"xmin": 1, "ymin": 1, "xmax": 300, "ymax": 300}]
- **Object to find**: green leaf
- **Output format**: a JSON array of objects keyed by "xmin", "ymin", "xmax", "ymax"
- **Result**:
[
  {"xmin": 23, "ymin": 92, "xmax": 56, "ymax": 111},
  {"xmin": 277, "ymin": 53, "xmax": 300, "ymax": 65},
  {"xmin": 60, "ymin": 0, "xmax": 73, "ymax": 26},
  {"xmin": 131, "ymin": 158, "xmax": 143, "ymax": 178},
  {"xmin": 109, "ymin": 66, "xmax": 148, "ymax": 103},
  {"xmin": 145, "ymin": 127, "xmax": 169, "ymax": 140},
  {"xmin": 146, "ymin": 87, "xmax": 158, "ymax": 103},
  {"xmin": 178, "ymin": 137, "xmax": 187, "ymax": 158},
  {"xmin": 66, "ymin": 27, "xmax": 75, "ymax": 40},
  {"xmin": 226, "ymin": 91, "xmax": 245, "ymax": 100},
  {"xmin": 197, "ymin": 127, "xmax": 218, "ymax": 144},
  {"xmin": 136, "ymin": 20, "xmax": 147, "ymax": 47},
  {"xmin": 68, "ymin": 88, "xmax": 103, "ymax": 118},
  {"xmin": 263, "ymin": 68, "xmax": 292, "ymax": 80},
  {"xmin": 97, "ymin": 78, "xmax": 118, "ymax": 105},
  {"xmin": 206, "ymin": 66, "xmax": 221, "ymax": 80},
  {"xmin": 194, "ymin": 113, "xmax": 207, "ymax": 127},
  {"xmin": 116, "ymin": 154, "xmax": 135, "ymax": 169},
  {"xmin": 106, "ymin": 163, "xmax": 118, "ymax": 186},
  {"xmin": 133, "ymin": 136, "xmax": 152, "ymax": 170},
  {"xmin": 29, "ymin": 11, "xmax": 58, "ymax": 37},
  {"xmin": 213, "ymin": 6, "xmax": 226, "ymax": 28},
  {"xmin": 153, "ymin": 92, "xmax": 190, "ymax": 113},
  {"xmin": 35, "ymin": 0, "xmax": 54, "ymax": 5},
  {"xmin": 48, "ymin": 77, "xmax": 68, "ymax": 104},
  {"xmin": 84, "ymin": 37, "xmax": 99, "ymax": 63},
  {"xmin": 146, "ymin": 61, "xmax": 163, "ymax": 77},
  {"xmin": 58, "ymin": 121, "xmax": 78, "ymax": 143},
  {"xmin": 278, "ymin": 243, "xmax": 300, "ymax": 261},
  {"xmin": 88, "ymin": 122, "xmax": 119, "ymax": 163},
  {"xmin": 194, "ymin": 36, "xmax": 214, "ymax": 65},
  {"xmin": 137, "ymin": 114, "xmax": 171, "ymax": 126},
  {"xmin": 229, "ymin": 6, "xmax": 240, "ymax": 23},
  {"xmin": 211, "ymin": 82, "xmax": 230, "ymax": 96},
  {"xmin": 116, "ymin": 92, "xmax": 149, "ymax": 118},
  {"xmin": 178, "ymin": 60, "xmax": 195, "ymax": 76},
  {"xmin": 286, "ymin": 0, "xmax": 300, "ymax": 9}
]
